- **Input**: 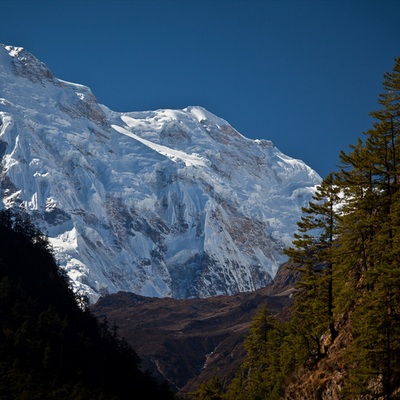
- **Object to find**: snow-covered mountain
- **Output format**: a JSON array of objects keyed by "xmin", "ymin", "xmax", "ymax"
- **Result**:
[{"xmin": 0, "ymin": 44, "xmax": 321, "ymax": 302}]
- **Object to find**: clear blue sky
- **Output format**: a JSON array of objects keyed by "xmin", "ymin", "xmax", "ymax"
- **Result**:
[{"xmin": 1, "ymin": 0, "xmax": 399, "ymax": 178}]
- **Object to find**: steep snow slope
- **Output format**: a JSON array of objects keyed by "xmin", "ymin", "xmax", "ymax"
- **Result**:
[{"xmin": 0, "ymin": 44, "xmax": 321, "ymax": 302}]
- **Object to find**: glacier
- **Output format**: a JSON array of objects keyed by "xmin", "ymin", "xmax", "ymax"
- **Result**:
[{"xmin": 0, "ymin": 44, "xmax": 321, "ymax": 302}]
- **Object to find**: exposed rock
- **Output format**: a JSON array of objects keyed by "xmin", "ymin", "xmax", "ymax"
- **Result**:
[{"xmin": 283, "ymin": 313, "xmax": 351, "ymax": 400}]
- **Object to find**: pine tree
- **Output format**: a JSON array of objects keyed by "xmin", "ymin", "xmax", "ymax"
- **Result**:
[
  {"xmin": 336, "ymin": 56, "xmax": 400, "ymax": 399},
  {"xmin": 188, "ymin": 377, "xmax": 224, "ymax": 400},
  {"xmin": 284, "ymin": 173, "xmax": 341, "ymax": 358},
  {"xmin": 223, "ymin": 56, "xmax": 400, "ymax": 400},
  {"xmin": 224, "ymin": 305, "xmax": 294, "ymax": 400}
]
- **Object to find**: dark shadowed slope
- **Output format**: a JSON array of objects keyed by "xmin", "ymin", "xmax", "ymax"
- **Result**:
[
  {"xmin": 0, "ymin": 210, "xmax": 174, "ymax": 400},
  {"xmin": 91, "ymin": 262, "xmax": 297, "ymax": 393}
]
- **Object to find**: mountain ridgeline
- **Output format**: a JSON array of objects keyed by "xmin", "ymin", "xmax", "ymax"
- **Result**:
[
  {"xmin": 0, "ymin": 209, "xmax": 174, "ymax": 399},
  {"xmin": 0, "ymin": 43, "xmax": 320, "ymax": 303}
]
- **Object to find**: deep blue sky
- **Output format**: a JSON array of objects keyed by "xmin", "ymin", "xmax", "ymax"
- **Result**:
[{"xmin": 1, "ymin": 0, "xmax": 400, "ymax": 178}]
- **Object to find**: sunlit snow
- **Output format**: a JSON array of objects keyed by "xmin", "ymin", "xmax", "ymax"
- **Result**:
[
  {"xmin": 113, "ymin": 119, "xmax": 207, "ymax": 167},
  {"xmin": 0, "ymin": 44, "xmax": 321, "ymax": 302}
]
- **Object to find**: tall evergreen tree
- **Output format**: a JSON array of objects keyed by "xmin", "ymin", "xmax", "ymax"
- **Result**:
[
  {"xmin": 336, "ymin": 56, "xmax": 400, "ymax": 399},
  {"xmin": 284, "ymin": 173, "xmax": 341, "ymax": 357},
  {"xmin": 224, "ymin": 305, "xmax": 291, "ymax": 400},
  {"xmin": 224, "ymin": 56, "xmax": 400, "ymax": 400},
  {"xmin": 188, "ymin": 377, "xmax": 224, "ymax": 400}
]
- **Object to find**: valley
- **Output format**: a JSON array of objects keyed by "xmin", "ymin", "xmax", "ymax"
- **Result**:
[{"xmin": 91, "ymin": 262, "xmax": 298, "ymax": 394}]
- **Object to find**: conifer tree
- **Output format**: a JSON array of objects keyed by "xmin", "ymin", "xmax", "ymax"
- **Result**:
[
  {"xmin": 224, "ymin": 305, "xmax": 295, "ymax": 400},
  {"xmin": 188, "ymin": 377, "xmax": 224, "ymax": 400},
  {"xmin": 224, "ymin": 56, "xmax": 400, "ymax": 400},
  {"xmin": 284, "ymin": 173, "xmax": 340, "ymax": 357},
  {"xmin": 336, "ymin": 56, "xmax": 400, "ymax": 399}
]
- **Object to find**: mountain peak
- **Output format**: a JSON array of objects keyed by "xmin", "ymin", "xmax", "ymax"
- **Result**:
[
  {"xmin": 1, "ymin": 44, "xmax": 55, "ymax": 84},
  {"xmin": 0, "ymin": 45, "xmax": 321, "ymax": 302},
  {"xmin": 184, "ymin": 105, "xmax": 227, "ymax": 125}
]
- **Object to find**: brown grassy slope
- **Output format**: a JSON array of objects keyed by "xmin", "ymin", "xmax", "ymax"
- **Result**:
[{"xmin": 91, "ymin": 262, "xmax": 297, "ymax": 393}]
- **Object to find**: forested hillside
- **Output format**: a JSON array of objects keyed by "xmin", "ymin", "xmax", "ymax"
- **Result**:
[
  {"xmin": 189, "ymin": 57, "xmax": 400, "ymax": 399},
  {"xmin": 0, "ymin": 209, "xmax": 174, "ymax": 399}
]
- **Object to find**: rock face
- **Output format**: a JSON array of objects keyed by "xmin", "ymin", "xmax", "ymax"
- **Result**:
[
  {"xmin": 0, "ymin": 43, "xmax": 321, "ymax": 302},
  {"xmin": 282, "ymin": 314, "xmax": 351, "ymax": 400}
]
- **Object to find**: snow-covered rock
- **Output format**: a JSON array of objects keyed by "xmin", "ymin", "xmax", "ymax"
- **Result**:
[{"xmin": 0, "ymin": 44, "xmax": 321, "ymax": 302}]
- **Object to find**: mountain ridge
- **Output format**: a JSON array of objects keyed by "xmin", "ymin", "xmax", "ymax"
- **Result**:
[
  {"xmin": 0, "ymin": 43, "xmax": 321, "ymax": 302},
  {"xmin": 91, "ymin": 261, "xmax": 298, "ymax": 393}
]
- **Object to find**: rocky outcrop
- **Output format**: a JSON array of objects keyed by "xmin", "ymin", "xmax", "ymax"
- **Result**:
[{"xmin": 283, "ymin": 316, "xmax": 350, "ymax": 400}]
